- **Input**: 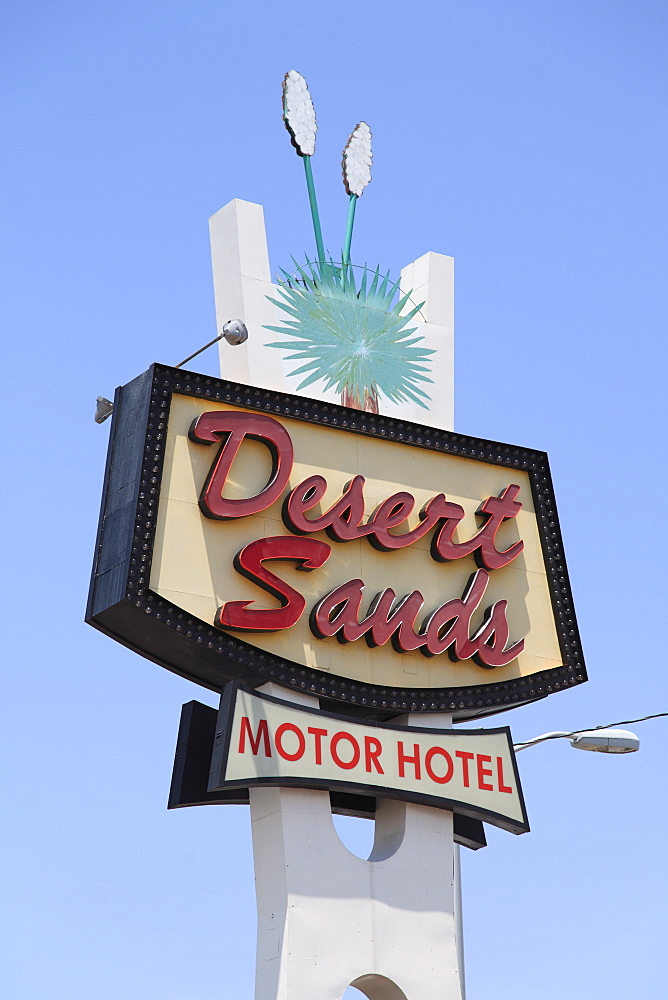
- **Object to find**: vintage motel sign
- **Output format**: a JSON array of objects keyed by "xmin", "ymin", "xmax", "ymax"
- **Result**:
[
  {"xmin": 86, "ymin": 363, "xmax": 586, "ymax": 721},
  {"xmin": 86, "ymin": 69, "xmax": 591, "ymax": 1000}
]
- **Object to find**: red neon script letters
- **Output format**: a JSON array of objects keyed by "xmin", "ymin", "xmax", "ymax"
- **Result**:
[{"xmin": 190, "ymin": 411, "xmax": 526, "ymax": 668}]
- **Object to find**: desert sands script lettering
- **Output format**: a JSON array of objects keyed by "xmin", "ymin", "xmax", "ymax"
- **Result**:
[{"xmin": 189, "ymin": 411, "xmax": 527, "ymax": 668}]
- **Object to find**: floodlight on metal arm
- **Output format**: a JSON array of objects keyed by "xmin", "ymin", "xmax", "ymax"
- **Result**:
[
  {"xmin": 174, "ymin": 319, "xmax": 248, "ymax": 368},
  {"xmin": 94, "ymin": 319, "xmax": 249, "ymax": 423}
]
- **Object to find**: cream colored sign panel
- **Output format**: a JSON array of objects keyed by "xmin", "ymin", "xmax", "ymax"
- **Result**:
[
  {"xmin": 150, "ymin": 394, "xmax": 561, "ymax": 691},
  {"xmin": 210, "ymin": 687, "xmax": 528, "ymax": 833}
]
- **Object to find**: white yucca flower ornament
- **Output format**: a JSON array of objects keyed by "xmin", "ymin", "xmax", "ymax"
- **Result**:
[
  {"xmin": 341, "ymin": 122, "xmax": 372, "ymax": 265},
  {"xmin": 342, "ymin": 122, "xmax": 372, "ymax": 197},
  {"xmin": 282, "ymin": 70, "xmax": 317, "ymax": 157},
  {"xmin": 283, "ymin": 70, "xmax": 324, "ymax": 262},
  {"xmin": 280, "ymin": 70, "xmax": 374, "ymax": 267}
]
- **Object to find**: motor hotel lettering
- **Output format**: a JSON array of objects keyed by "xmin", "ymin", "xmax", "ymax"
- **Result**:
[
  {"xmin": 150, "ymin": 392, "xmax": 563, "ymax": 692},
  {"xmin": 208, "ymin": 686, "xmax": 529, "ymax": 834}
]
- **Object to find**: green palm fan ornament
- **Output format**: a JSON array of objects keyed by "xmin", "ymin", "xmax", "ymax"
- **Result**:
[{"xmin": 272, "ymin": 72, "xmax": 434, "ymax": 414}]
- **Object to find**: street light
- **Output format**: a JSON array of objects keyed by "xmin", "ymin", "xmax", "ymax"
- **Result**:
[
  {"xmin": 456, "ymin": 716, "xmax": 659, "ymax": 996},
  {"xmin": 514, "ymin": 727, "xmax": 640, "ymax": 753},
  {"xmin": 456, "ymin": 723, "xmax": 639, "ymax": 997}
]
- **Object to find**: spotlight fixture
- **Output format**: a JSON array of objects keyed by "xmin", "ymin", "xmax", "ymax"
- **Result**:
[
  {"xmin": 95, "ymin": 396, "xmax": 114, "ymax": 424},
  {"xmin": 222, "ymin": 318, "xmax": 248, "ymax": 345}
]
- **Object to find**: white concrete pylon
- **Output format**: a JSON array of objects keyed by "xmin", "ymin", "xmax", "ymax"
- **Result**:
[
  {"xmin": 249, "ymin": 686, "xmax": 463, "ymax": 1000},
  {"xmin": 209, "ymin": 200, "xmax": 461, "ymax": 999}
]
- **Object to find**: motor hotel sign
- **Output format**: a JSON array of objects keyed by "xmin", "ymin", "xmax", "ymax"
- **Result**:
[
  {"xmin": 209, "ymin": 685, "xmax": 529, "ymax": 834},
  {"xmin": 86, "ymin": 365, "xmax": 586, "ymax": 718}
]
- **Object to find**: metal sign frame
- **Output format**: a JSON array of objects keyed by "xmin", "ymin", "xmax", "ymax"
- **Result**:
[{"xmin": 86, "ymin": 363, "xmax": 586, "ymax": 720}]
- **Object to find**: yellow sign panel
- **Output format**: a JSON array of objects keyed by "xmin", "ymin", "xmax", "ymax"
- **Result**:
[{"xmin": 151, "ymin": 393, "xmax": 561, "ymax": 692}]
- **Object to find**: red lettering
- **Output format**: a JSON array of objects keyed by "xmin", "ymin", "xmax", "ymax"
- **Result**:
[
  {"xmin": 283, "ymin": 475, "xmax": 328, "ymax": 534},
  {"xmin": 497, "ymin": 756, "xmax": 513, "ymax": 793},
  {"xmin": 190, "ymin": 411, "xmax": 293, "ymax": 520},
  {"xmin": 308, "ymin": 727, "xmax": 328, "ymax": 765},
  {"xmin": 311, "ymin": 570, "xmax": 524, "ymax": 666},
  {"xmin": 285, "ymin": 475, "xmax": 369, "ymax": 541},
  {"xmin": 284, "ymin": 471, "xmax": 524, "ymax": 571},
  {"xmin": 367, "ymin": 494, "xmax": 463, "ymax": 552},
  {"xmin": 456, "ymin": 750, "xmax": 475, "ymax": 787},
  {"xmin": 189, "ymin": 411, "xmax": 527, "ymax": 659},
  {"xmin": 238, "ymin": 716, "xmax": 271, "ymax": 757},
  {"xmin": 365, "ymin": 493, "xmax": 417, "ymax": 549},
  {"xmin": 425, "ymin": 746, "xmax": 454, "ymax": 784},
  {"xmin": 472, "ymin": 600, "xmax": 525, "ymax": 668},
  {"xmin": 216, "ymin": 536, "xmax": 331, "ymax": 632},
  {"xmin": 331, "ymin": 732, "xmax": 361, "ymax": 770},
  {"xmin": 476, "ymin": 754, "xmax": 494, "ymax": 791},
  {"xmin": 429, "ymin": 507, "xmax": 466, "ymax": 561},
  {"xmin": 433, "ymin": 484, "xmax": 524, "ymax": 570},
  {"xmin": 313, "ymin": 584, "xmax": 424, "ymax": 650},
  {"xmin": 364, "ymin": 736, "xmax": 384, "ymax": 774},
  {"xmin": 360, "ymin": 590, "xmax": 425, "ymax": 651},
  {"xmin": 422, "ymin": 569, "xmax": 488, "ymax": 659},
  {"xmin": 275, "ymin": 722, "xmax": 306, "ymax": 761},
  {"xmin": 473, "ymin": 485, "xmax": 524, "ymax": 570},
  {"xmin": 398, "ymin": 741, "xmax": 421, "ymax": 780},
  {"xmin": 310, "ymin": 579, "xmax": 365, "ymax": 639}
]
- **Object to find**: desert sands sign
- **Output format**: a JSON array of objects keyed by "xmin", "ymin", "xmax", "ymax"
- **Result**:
[
  {"xmin": 86, "ymin": 364, "xmax": 586, "ymax": 718},
  {"xmin": 190, "ymin": 408, "xmax": 525, "ymax": 667}
]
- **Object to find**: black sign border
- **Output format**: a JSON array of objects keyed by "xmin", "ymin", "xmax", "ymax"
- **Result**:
[
  {"xmin": 208, "ymin": 684, "xmax": 530, "ymax": 836},
  {"xmin": 86, "ymin": 363, "xmax": 586, "ymax": 720}
]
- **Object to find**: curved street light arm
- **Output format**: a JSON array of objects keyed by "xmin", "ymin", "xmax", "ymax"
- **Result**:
[{"xmin": 513, "ymin": 732, "xmax": 572, "ymax": 752}]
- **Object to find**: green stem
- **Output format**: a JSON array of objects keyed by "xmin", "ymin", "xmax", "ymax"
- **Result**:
[
  {"xmin": 342, "ymin": 193, "xmax": 357, "ymax": 269},
  {"xmin": 302, "ymin": 156, "xmax": 325, "ymax": 265}
]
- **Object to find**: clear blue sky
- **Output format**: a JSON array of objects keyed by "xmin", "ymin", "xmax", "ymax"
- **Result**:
[{"xmin": 2, "ymin": 2, "xmax": 666, "ymax": 998}]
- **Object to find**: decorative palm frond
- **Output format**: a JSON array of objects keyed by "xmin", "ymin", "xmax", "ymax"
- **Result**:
[{"xmin": 265, "ymin": 259, "xmax": 434, "ymax": 409}]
